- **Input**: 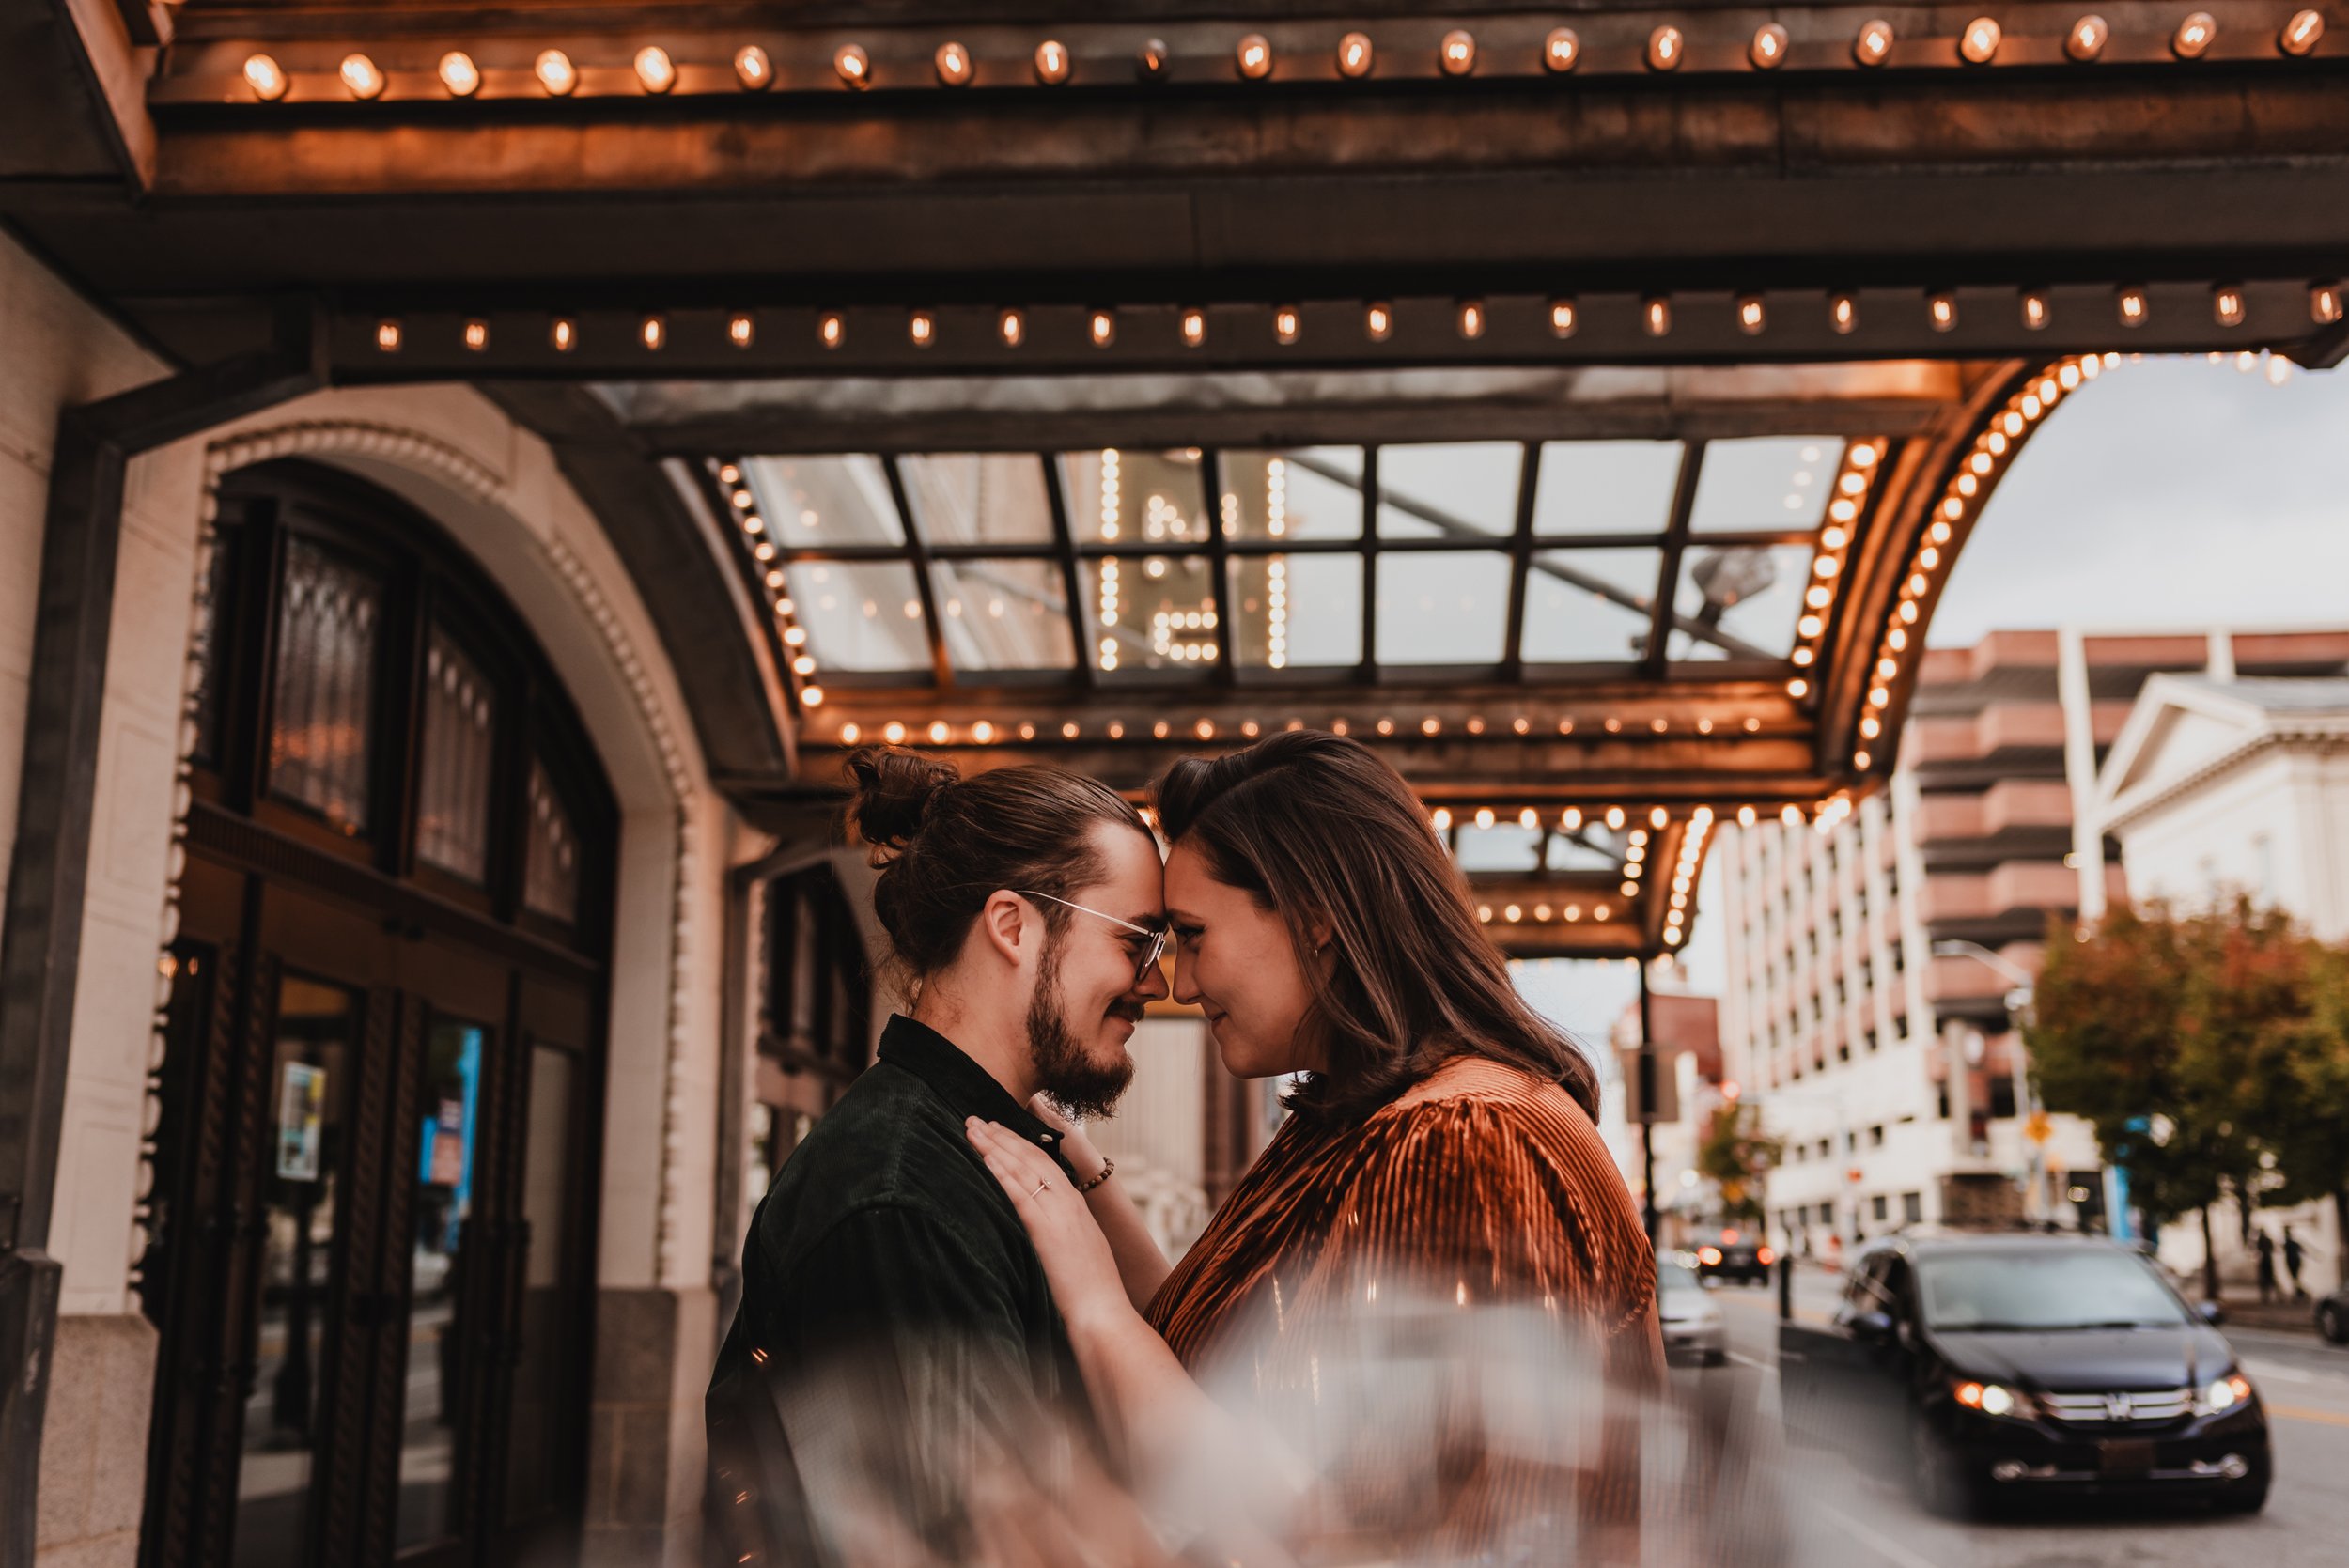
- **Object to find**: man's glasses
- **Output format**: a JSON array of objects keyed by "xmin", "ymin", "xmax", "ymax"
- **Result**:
[{"xmin": 1014, "ymin": 891, "xmax": 1168, "ymax": 986}]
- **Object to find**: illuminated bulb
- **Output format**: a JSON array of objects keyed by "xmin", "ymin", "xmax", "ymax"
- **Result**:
[
  {"xmin": 1737, "ymin": 295, "xmax": 1766, "ymax": 334},
  {"xmin": 244, "ymin": 54, "xmax": 289, "ymax": 101},
  {"xmin": 1440, "ymin": 30, "xmax": 1477, "ymax": 75},
  {"xmin": 2067, "ymin": 15, "xmax": 2109, "ymax": 60},
  {"xmin": 2316, "ymin": 284, "xmax": 2345, "ymax": 325},
  {"xmin": 2173, "ymin": 12, "xmax": 2217, "ymax": 58},
  {"xmin": 1929, "ymin": 291, "xmax": 1957, "ymax": 331},
  {"xmin": 636, "ymin": 46, "xmax": 677, "ymax": 93},
  {"xmin": 1519, "ymin": 807, "xmax": 1539, "ymax": 829},
  {"xmin": 2021, "ymin": 290, "xmax": 2050, "ymax": 330},
  {"xmin": 1751, "ymin": 23, "xmax": 1789, "ymax": 68},
  {"xmin": 340, "ymin": 54, "xmax": 385, "ymax": 101},
  {"xmin": 840, "ymin": 723, "xmax": 861, "ymax": 745},
  {"xmin": 437, "ymin": 51, "xmax": 479, "ymax": 97},
  {"xmin": 1181, "ymin": 308, "xmax": 1207, "ymax": 347},
  {"xmin": 1339, "ymin": 32, "xmax": 1375, "ymax": 78},
  {"xmin": 1274, "ymin": 305, "xmax": 1301, "ymax": 344},
  {"xmin": 1855, "ymin": 20, "xmax": 1894, "ymax": 65},
  {"xmin": 1860, "ymin": 715, "xmax": 1882, "ymax": 738},
  {"xmin": 793, "ymin": 655, "xmax": 816, "ymax": 675},
  {"xmin": 1548, "ymin": 298, "xmax": 1579, "ymax": 337},
  {"xmin": 537, "ymin": 50, "xmax": 577, "ymax": 96},
  {"xmin": 374, "ymin": 319, "xmax": 402, "ymax": 352},
  {"xmin": 1432, "ymin": 808, "xmax": 1454, "ymax": 831},
  {"xmin": 998, "ymin": 308, "xmax": 1025, "ymax": 347},
  {"xmin": 909, "ymin": 310, "xmax": 936, "ymax": 348},
  {"xmin": 1456, "ymin": 299, "xmax": 1485, "ymax": 339},
  {"xmin": 935, "ymin": 41, "xmax": 972, "ymax": 85},
  {"xmin": 801, "ymin": 685, "xmax": 824, "ymax": 707},
  {"xmin": 1792, "ymin": 647, "xmax": 1815, "ymax": 667},
  {"xmin": 550, "ymin": 317, "xmax": 577, "ymax": 352},
  {"xmin": 1644, "ymin": 296, "xmax": 1672, "ymax": 336},
  {"xmin": 638, "ymin": 315, "xmax": 666, "ymax": 351},
  {"xmin": 2214, "ymin": 287, "xmax": 2246, "ymax": 327},
  {"xmin": 1034, "ymin": 39, "xmax": 1072, "ymax": 84},
  {"xmin": 883, "ymin": 722, "xmax": 907, "ymax": 744},
  {"xmin": 834, "ymin": 45, "xmax": 870, "ymax": 88},
  {"xmin": 1504, "ymin": 905, "xmax": 1522, "ymax": 924},
  {"xmin": 972, "ymin": 721, "xmax": 995, "ymax": 744},
  {"xmin": 1787, "ymin": 677, "xmax": 1810, "ymax": 698},
  {"xmin": 1062, "ymin": 721, "xmax": 1081, "ymax": 739},
  {"xmin": 818, "ymin": 311, "xmax": 845, "ymax": 349},
  {"xmin": 1562, "ymin": 808, "xmax": 1583, "ymax": 830},
  {"xmin": 1961, "ymin": 18, "xmax": 2002, "ymax": 63},
  {"xmin": 1830, "ymin": 293, "xmax": 1857, "ymax": 334},
  {"xmin": 1606, "ymin": 806, "xmax": 1626, "ymax": 830},
  {"xmin": 1356, "ymin": 302, "xmax": 1392, "ymax": 342},
  {"xmin": 1546, "ymin": 28, "xmax": 1582, "ymax": 71},
  {"xmin": 723, "ymin": 312, "xmax": 753, "ymax": 349},
  {"xmin": 1797, "ymin": 614, "xmax": 1823, "ymax": 637},
  {"xmin": 1852, "ymin": 441, "xmax": 1880, "ymax": 468},
  {"xmin": 1089, "ymin": 310, "xmax": 1115, "ymax": 347},
  {"xmin": 462, "ymin": 318, "xmax": 489, "ymax": 351},
  {"xmin": 927, "ymin": 721, "xmax": 950, "ymax": 744},
  {"xmin": 1423, "ymin": 717, "xmax": 1442, "ymax": 737},
  {"xmin": 735, "ymin": 46, "xmax": 772, "ymax": 89},
  {"xmin": 2117, "ymin": 286, "xmax": 2148, "ymax": 326},
  {"xmin": 1237, "ymin": 34, "xmax": 1273, "ymax": 81},
  {"xmin": 2280, "ymin": 9, "xmax": 2325, "ymax": 56},
  {"xmin": 1648, "ymin": 25, "xmax": 1685, "ymax": 70},
  {"xmin": 1137, "ymin": 39, "xmax": 1170, "ymax": 78}
]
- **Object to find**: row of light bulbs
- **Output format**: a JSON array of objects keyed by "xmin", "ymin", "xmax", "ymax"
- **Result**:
[
  {"xmin": 1660, "ymin": 809, "xmax": 1718, "ymax": 947},
  {"xmin": 239, "ymin": 11, "xmax": 2328, "ymax": 104},
  {"xmin": 1785, "ymin": 440, "xmax": 1889, "ymax": 695},
  {"xmin": 831, "ymin": 711, "xmax": 1781, "ymax": 748},
  {"xmin": 713, "ymin": 460, "xmax": 828, "ymax": 709},
  {"xmin": 363, "ymin": 279, "xmax": 2347, "ymax": 363},
  {"xmin": 1844, "ymin": 352, "xmax": 2113, "ymax": 772}
]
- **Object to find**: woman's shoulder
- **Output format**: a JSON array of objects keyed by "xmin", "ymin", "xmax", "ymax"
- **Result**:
[{"xmin": 1376, "ymin": 1052, "xmax": 1594, "ymax": 1129}]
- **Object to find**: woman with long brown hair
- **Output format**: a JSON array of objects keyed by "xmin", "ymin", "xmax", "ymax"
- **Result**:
[{"xmin": 964, "ymin": 730, "xmax": 1660, "ymax": 1557}]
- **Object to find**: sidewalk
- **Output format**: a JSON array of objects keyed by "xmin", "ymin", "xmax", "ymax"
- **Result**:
[{"xmin": 2217, "ymin": 1296, "xmax": 2324, "ymax": 1336}]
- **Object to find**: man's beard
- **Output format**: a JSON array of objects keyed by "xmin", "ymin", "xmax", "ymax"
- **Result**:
[{"xmin": 1026, "ymin": 935, "xmax": 1137, "ymax": 1119}]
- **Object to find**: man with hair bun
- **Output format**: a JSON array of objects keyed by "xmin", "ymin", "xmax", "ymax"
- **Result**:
[{"xmin": 707, "ymin": 745, "xmax": 1171, "ymax": 1562}]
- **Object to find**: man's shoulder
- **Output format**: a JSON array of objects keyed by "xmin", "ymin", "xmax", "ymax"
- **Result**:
[{"xmin": 758, "ymin": 1065, "xmax": 1014, "ymax": 1257}]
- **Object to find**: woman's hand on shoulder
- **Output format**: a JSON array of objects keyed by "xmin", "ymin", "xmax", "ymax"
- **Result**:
[
  {"xmin": 967, "ymin": 1117, "xmax": 1131, "ymax": 1333},
  {"xmin": 1027, "ymin": 1093, "xmax": 1110, "ymax": 1185}
]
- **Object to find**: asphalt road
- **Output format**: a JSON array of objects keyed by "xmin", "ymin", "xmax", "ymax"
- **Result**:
[{"xmin": 1671, "ymin": 1271, "xmax": 2349, "ymax": 1568}]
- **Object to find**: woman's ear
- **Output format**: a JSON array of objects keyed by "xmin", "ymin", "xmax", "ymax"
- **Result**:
[{"xmin": 1304, "ymin": 910, "xmax": 1336, "ymax": 956}]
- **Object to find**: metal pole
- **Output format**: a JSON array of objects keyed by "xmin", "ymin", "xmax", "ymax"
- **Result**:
[
  {"xmin": 1639, "ymin": 961, "xmax": 1658, "ymax": 1246},
  {"xmin": 0, "ymin": 303, "xmax": 321, "ymax": 1568}
]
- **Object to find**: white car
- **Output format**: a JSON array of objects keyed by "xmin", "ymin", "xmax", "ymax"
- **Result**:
[{"xmin": 1659, "ymin": 1257, "xmax": 1727, "ymax": 1366}]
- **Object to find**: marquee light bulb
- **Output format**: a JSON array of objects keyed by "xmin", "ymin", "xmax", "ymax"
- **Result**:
[
  {"xmin": 635, "ymin": 45, "xmax": 676, "ymax": 93},
  {"xmin": 833, "ymin": 44, "xmax": 870, "ymax": 88},
  {"xmin": 1961, "ymin": 18, "xmax": 2001, "ymax": 63},
  {"xmin": 244, "ymin": 54, "xmax": 288, "ymax": 101},
  {"xmin": 2067, "ymin": 15, "xmax": 2110, "ymax": 60},
  {"xmin": 1440, "ymin": 30, "xmax": 1478, "ymax": 75},
  {"xmin": 1236, "ymin": 34, "xmax": 1273, "ymax": 80},
  {"xmin": 339, "ymin": 54, "xmax": 385, "ymax": 100},
  {"xmin": 935, "ymin": 41, "xmax": 972, "ymax": 85},
  {"xmin": 536, "ymin": 49, "xmax": 577, "ymax": 96},
  {"xmin": 1339, "ymin": 32, "xmax": 1375, "ymax": 78},
  {"xmin": 1855, "ymin": 20, "xmax": 1895, "ymax": 66},
  {"xmin": 1647, "ymin": 26, "xmax": 1685, "ymax": 70},
  {"xmin": 1546, "ymin": 28, "xmax": 1581, "ymax": 71},
  {"xmin": 2173, "ymin": 12, "xmax": 2217, "ymax": 57},
  {"xmin": 1751, "ymin": 23, "xmax": 1789, "ymax": 68},
  {"xmin": 735, "ymin": 46, "xmax": 772, "ymax": 89},
  {"xmin": 437, "ymin": 51, "xmax": 478, "ymax": 97}
]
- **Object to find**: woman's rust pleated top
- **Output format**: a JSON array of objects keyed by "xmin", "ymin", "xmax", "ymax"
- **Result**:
[{"xmin": 1143, "ymin": 1053, "xmax": 1663, "ymax": 1551}]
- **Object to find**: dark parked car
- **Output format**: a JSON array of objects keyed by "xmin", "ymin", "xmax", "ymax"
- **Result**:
[
  {"xmin": 1695, "ymin": 1234, "xmax": 1775, "ymax": 1287},
  {"xmin": 1781, "ymin": 1232, "xmax": 2270, "ymax": 1517},
  {"xmin": 2321, "ymin": 1284, "xmax": 2348, "ymax": 1345}
]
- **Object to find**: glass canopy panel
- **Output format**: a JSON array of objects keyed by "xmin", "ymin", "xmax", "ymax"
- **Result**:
[
  {"xmin": 926, "ymin": 560, "xmax": 1077, "ymax": 671},
  {"xmin": 1375, "ymin": 551, "xmax": 1512, "ymax": 665},
  {"xmin": 1670, "ymin": 543, "xmax": 1812, "ymax": 662},
  {"xmin": 1455, "ymin": 824, "xmax": 1543, "ymax": 873},
  {"xmin": 1375, "ymin": 442, "xmax": 1519, "ymax": 538},
  {"xmin": 1059, "ymin": 449, "xmax": 1209, "ymax": 547},
  {"xmin": 786, "ymin": 559, "xmax": 929, "ymax": 673},
  {"xmin": 1221, "ymin": 448, "xmax": 1365, "ymax": 540},
  {"xmin": 1689, "ymin": 437, "xmax": 1843, "ymax": 534},
  {"xmin": 1081, "ymin": 555, "xmax": 1216, "ymax": 675},
  {"xmin": 1225, "ymin": 554, "xmax": 1362, "ymax": 669},
  {"xmin": 1531, "ymin": 441, "xmax": 1684, "ymax": 536},
  {"xmin": 1547, "ymin": 833, "xmax": 1623, "ymax": 874},
  {"xmin": 1519, "ymin": 549, "xmax": 1665, "ymax": 664},
  {"xmin": 899, "ymin": 454, "xmax": 1053, "ymax": 546},
  {"xmin": 741, "ymin": 456, "xmax": 902, "ymax": 548}
]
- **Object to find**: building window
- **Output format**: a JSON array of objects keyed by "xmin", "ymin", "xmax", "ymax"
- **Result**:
[
  {"xmin": 1871, "ymin": 1193, "xmax": 1890, "ymax": 1222},
  {"xmin": 268, "ymin": 536, "xmax": 382, "ymax": 834},
  {"xmin": 1868, "ymin": 1124, "xmax": 1886, "ymax": 1147},
  {"xmin": 522, "ymin": 760, "xmax": 582, "ymax": 924},
  {"xmin": 415, "ymin": 624, "xmax": 498, "ymax": 883},
  {"xmin": 1903, "ymin": 1191, "xmax": 1924, "ymax": 1224}
]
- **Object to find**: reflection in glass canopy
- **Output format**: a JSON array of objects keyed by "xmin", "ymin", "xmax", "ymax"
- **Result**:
[{"xmin": 726, "ymin": 437, "xmax": 1850, "ymax": 691}]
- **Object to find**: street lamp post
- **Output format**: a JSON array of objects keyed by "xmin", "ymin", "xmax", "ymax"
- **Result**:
[{"xmin": 1931, "ymin": 939, "xmax": 2045, "ymax": 1219}]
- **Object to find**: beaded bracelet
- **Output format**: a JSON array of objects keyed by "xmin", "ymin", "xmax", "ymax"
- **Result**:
[{"xmin": 1076, "ymin": 1157, "xmax": 1115, "ymax": 1194}]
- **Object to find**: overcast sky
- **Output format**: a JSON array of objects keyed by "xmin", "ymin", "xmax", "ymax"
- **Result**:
[{"xmin": 1522, "ymin": 353, "xmax": 2349, "ymax": 1056}]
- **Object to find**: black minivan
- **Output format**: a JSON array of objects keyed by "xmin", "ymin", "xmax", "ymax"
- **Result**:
[{"xmin": 1781, "ymin": 1232, "xmax": 2271, "ymax": 1516}]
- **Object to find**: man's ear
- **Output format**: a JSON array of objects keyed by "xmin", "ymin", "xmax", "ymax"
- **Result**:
[{"xmin": 974, "ymin": 890, "xmax": 1032, "ymax": 969}]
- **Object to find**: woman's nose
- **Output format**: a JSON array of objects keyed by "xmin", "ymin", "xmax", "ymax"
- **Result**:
[{"xmin": 1170, "ymin": 949, "xmax": 1201, "ymax": 1005}]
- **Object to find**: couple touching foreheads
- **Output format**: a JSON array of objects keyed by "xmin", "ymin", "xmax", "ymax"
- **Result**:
[{"xmin": 708, "ymin": 729, "xmax": 1661, "ymax": 1567}]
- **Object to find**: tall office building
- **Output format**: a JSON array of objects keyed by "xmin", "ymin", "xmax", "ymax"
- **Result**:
[{"xmin": 1718, "ymin": 628, "xmax": 2349, "ymax": 1253}]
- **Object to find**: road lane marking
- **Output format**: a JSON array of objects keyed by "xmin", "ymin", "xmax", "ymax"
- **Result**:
[
  {"xmin": 2242, "ymin": 1358, "xmax": 2314, "ymax": 1384},
  {"xmin": 2267, "ymin": 1402, "xmax": 2349, "ymax": 1427},
  {"xmin": 1820, "ymin": 1503, "xmax": 1949, "ymax": 1568},
  {"xmin": 1729, "ymin": 1350, "xmax": 1773, "ymax": 1371}
]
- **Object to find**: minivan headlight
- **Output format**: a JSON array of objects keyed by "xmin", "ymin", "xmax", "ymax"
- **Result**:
[
  {"xmin": 1954, "ymin": 1379, "xmax": 2030, "ymax": 1419},
  {"xmin": 2198, "ymin": 1373, "xmax": 2253, "ymax": 1415}
]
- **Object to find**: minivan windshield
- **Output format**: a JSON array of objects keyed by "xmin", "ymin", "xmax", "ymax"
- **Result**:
[
  {"xmin": 1657, "ymin": 1261, "xmax": 1702, "ymax": 1296},
  {"xmin": 1915, "ymin": 1247, "xmax": 2192, "ymax": 1332}
]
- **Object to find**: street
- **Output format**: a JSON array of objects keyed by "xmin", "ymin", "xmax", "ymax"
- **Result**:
[{"xmin": 1666, "ymin": 1270, "xmax": 2349, "ymax": 1567}]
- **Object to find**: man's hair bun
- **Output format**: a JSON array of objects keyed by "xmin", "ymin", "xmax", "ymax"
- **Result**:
[{"xmin": 844, "ymin": 745, "xmax": 960, "ymax": 851}]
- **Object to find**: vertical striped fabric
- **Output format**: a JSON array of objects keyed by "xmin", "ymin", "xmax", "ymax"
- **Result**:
[{"xmin": 1144, "ymin": 1055, "xmax": 1664, "ymax": 1553}]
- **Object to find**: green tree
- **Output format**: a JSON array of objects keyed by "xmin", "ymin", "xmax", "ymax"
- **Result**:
[
  {"xmin": 2250, "ymin": 942, "xmax": 2349, "ymax": 1276},
  {"xmin": 1697, "ymin": 1101, "xmax": 1781, "ymax": 1225}
]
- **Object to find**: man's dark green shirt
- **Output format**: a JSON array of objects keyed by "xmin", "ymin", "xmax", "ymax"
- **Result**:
[{"xmin": 707, "ymin": 1015, "xmax": 1092, "ymax": 1548}]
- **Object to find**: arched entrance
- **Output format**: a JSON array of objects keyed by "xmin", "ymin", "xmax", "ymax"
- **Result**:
[{"xmin": 136, "ymin": 461, "xmax": 617, "ymax": 1568}]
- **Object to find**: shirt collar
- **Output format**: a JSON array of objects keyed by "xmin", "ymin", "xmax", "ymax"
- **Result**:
[{"xmin": 878, "ymin": 1014, "xmax": 1075, "ymax": 1173}]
